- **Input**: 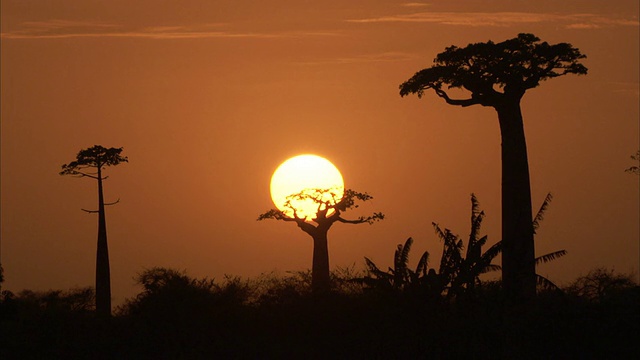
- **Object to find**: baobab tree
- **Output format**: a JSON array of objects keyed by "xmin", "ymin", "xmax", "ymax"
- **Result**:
[
  {"xmin": 258, "ymin": 188, "xmax": 384, "ymax": 294},
  {"xmin": 399, "ymin": 33, "xmax": 587, "ymax": 303},
  {"xmin": 61, "ymin": 145, "xmax": 128, "ymax": 317}
]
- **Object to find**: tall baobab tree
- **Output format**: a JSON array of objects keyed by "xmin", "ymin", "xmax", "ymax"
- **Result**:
[
  {"xmin": 399, "ymin": 33, "xmax": 587, "ymax": 303},
  {"xmin": 61, "ymin": 145, "xmax": 128, "ymax": 317},
  {"xmin": 259, "ymin": 188, "xmax": 384, "ymax": 294}
]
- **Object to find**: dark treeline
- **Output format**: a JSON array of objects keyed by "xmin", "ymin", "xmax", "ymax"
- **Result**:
[{"xmin": 1, "ymin": 266, "xmax": 638, "ymax": 359}]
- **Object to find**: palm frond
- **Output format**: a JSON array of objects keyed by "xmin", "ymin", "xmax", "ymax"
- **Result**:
[
  {"xmin": 465, "ymin": 194, "xmax": 487, "ymax": 269},
  {"xmin": 470, "ymin": 193, "xmax": 480, "ymax": 220},
  {"xmin": 536, "ymin": 274, "xmax": 561, "ymax": 291},
  {"xmin": 476, "ymin": 235, "xmax": 488, "ymax": 249},
  {"xmin": 467, "ymin": 194, "xmax": 483, "ymax": 256},
  {"xmin": 399, "ymin": 237, "xmax": 413, "ymax": 271},
  {"xmin": 439, "ymin": 232, "xmax": 464, "ymax": 281},
  {"xmin": 481, "ymin": 241, "xmax": 503, "ymax": 263},
  {"xmin": 480, "ymin": 264, "xmax": 502, "ymax": 273},
  {"xmin": 393, "ymin": 245, "xmax": 403, "ymax": 273},
  {"xmin": 364, "ymin": 257, "xmax": 389, "ymax": 279},
  {"xmin": 535, "ymin": 250, "xmax": 567, "ymax": 265},
  {"xmin": 533, "ymin": 192, "xmax": 553, "ymax": 234},
  {"xmin": 454, "ymin": 239, "xmax": 464, "ymax": 258},
  {"xmin": 432, "ymin": 222, "xmax": 448, "ymax": 242},
  {"xmin": 415, "ymin": 251, "xmax": 430, "ymax": 276}
]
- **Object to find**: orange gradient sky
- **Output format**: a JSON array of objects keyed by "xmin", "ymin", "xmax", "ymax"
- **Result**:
[{"xmin": 1, "ymin": 0, "xmax": 638, "ymax": 304}]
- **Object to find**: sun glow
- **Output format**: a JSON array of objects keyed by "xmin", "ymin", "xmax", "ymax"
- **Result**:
[{"xmin": 270, "ymin": 154, "xmax": 345, "ymax": 220}]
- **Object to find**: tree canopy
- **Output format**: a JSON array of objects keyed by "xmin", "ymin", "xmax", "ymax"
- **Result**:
[
  {"xmin": 60, "ymin": 145, "xmax": 128, "ymax": 179},
  {"xmin": 625, "ymin": 150, "xmax": 639, "ymax": 175},
  {"xmin": 399, "ymin": 33, "xmax": 587, "ymax": 106},
  {"xmin": 258, "ymin": 188, "xmax": 384, "ymax": 228}
]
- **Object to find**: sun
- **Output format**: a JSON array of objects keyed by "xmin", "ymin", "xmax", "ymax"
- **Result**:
[{"xmin": 270, "ymin": 154, "xmax": 345, "ymax": 220}]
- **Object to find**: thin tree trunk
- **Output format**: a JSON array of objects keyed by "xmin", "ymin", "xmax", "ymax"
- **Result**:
[
  {"xmin": 496, "ymin": 100, "xmax": 536, "ymax": 304},
  {"xmin": 96, "ymin": 167, "xmax": 111, "ymax": 318},
  {"xmin": 311, "ymin": 230, "xmax": 330, "ymax": 294}
]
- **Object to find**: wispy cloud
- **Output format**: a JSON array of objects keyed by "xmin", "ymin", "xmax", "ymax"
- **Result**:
[
  {"xmin": 21, "ymin": 19, "xmax": 119, "ymax": 30},
  {"xmin": 402, "ymin": 2, "xmax": 430, "ymax": 7},
  {"xmin": 1, "ymin": 20, "xmax": 341, "ymax": 40},
  {"xmin": 298, "ymin": 52, "xmax": 415, "ymax": 66},
  {"xmin": 348, "ymin": 11, "xmax": 640, "ymax": 29},
  {"xmin": 610, "ymin": 81, "xmax": 640, "ymax": 98}
]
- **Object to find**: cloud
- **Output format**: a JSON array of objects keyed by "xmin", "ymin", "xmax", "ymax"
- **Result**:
[
  {"xmin": 348, "ymin": 11, "xmax": 640, "ymax": 29},
  {"xmin": 20, "ymin": 19, "xmax": 120, "ymax": 30},
  {"xmin": 610, "ymin": 81, "xmax": 640, "ymax": 98},
  {"xmin": 298, "ymin": 52, "xmax": 415, "ymax": 66},
  {"xmin": 402, "ymin": 2, "xmax": 430, "ymax": 7},
  {"xmin": 0, "ymin": 20, "xmax": 341, "ymax": 40}
]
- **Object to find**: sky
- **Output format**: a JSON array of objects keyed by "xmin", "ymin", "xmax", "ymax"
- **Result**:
[{"xmin": 1, "ymin": 0, "xmax": 638, "ymax": 305}]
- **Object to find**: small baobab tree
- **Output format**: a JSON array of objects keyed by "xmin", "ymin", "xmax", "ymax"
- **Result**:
[
  {"xmin": 259, "ymin": 188, "xmax": 384, "ymax": 294},
  {"xmin": 60, "ymin": 145, "xmax": 128, "ymax": 317},
  {"xmin": 400, "ymin": 33, "xmax": 587, "ymax": 304}
]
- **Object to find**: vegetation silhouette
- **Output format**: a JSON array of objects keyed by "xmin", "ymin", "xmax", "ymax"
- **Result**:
[
  {"xmin": 626, "ymin": 150, "xmax": 640, "ymax": 175},
  {"xmin": 363, "ymin": 194, "xmax": 566, "ymax": 302},
  {"xmin": 400, "ymin": 33, "xmax": 588, "ymax": 304},
  {"xmin": 258, "ymin": 188, "xmax": 384, "ymax": 294},
  {"xmin": 60, "ymin": 145, "xmax": 128, "ymax": 318},
  {"xmin": 2, "ymin": 265, "xmax": 637, "ymax": 359}
]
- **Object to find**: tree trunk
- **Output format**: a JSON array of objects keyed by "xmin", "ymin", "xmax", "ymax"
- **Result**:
[
  {"xmin": 311, "ymin": 230, "xmax": 330, "ymax": 294},
  {"xmin": 96, "ymin": 167, "xmax": 111, "ymax": 318},
  {"xmin": 496, "ymin": 100, "xmax": 536, "ymax": 304}
]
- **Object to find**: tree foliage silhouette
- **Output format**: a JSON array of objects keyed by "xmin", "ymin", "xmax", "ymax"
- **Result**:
[
  {"xmin": 363, "ymin": 237, "xmax": 430, "ymax": 293},
  {"xmin": 400, "ymin": 33, "xmax": 587, "ymax": 303},
  {"xmin": 258, "ymin": 188, "xmax": 384, "ymax": 294},
  {"xmin": 60, "ymin": 145, "xmax": 128, "ymax": 317},
  {"xmin": 434, "ymin": 193, "xmax": 567, "ymax": 295},
  {"xmin": 432, "ymin": 194, "xmax": 502, "ymax": 298},
  {"xmin": 565, "ymin": 268, "xmax": 638, "ymax": 302},
  {"xmin": 625, "ymin": 150, "xmax": 640, "ymax": 175},
  {"xmin": 363, "ymin": 193, "xmax": 566, "ymax": 301}
]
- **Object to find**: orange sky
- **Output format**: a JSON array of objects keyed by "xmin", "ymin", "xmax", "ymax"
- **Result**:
[{"xmin": 2, "ymin": 0, "xmax": 638, "ymax": 305}]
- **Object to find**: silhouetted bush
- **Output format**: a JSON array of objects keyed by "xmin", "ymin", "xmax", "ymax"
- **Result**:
[{"xmin": 1, "ymin": 267, "xmax": 637, "ymax": 359}]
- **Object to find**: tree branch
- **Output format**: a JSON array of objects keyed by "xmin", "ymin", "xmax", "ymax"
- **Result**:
[
  {"xmin": 71, "ymin": 171, "xmax": 101, "ymax": 180},
  {"xmin": 434, "ymin": 89, "xmax": 482, "ymax": 107},
  {"xmin": 81, "ymin": 198, "xmax": 120, "ymax": 213},
  {"xmin": 336, "ymin": 217, "xmax": 369, "ymax": 224},
  {"xmin": 257, "ymin": 209, "xmax": 295, "ymax": 222},
  {"xmin": 336, "ymin": 212, "xmax": 384, "ymax": 225},
  {"xmin": 105, "ymin": 198, "xmax": 120, "ymax": 206}
]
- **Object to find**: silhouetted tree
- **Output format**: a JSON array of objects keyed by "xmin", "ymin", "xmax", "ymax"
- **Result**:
[
  {"xmin": 365, "ymin": 194, "xmax": 565, "ymax": 301},
  {"xmin": 12, "ymin": 287, "xmax": 96, "ymax": 314},
  {"xmin": 363, "ymin": 237, "xmax": 430, "ymax": 293},
  {"xmin": 60, "ymin": 145, "xmax": 128, "ymax": 318},
  {"xmin": 626, "ymin": 150, "xmax": 640, "ymax": 175},
  {"xmin": 436, "ymin": 193, "xmax": 566, "ymax": 295},
  {"xmin": 258, "ymin": 188, "xmax": 384, "ymax": 294},
  {"xmin": 433, "ymin": 195, "xmax": 502, "ymax": 298},
  {"xmin": 400, "ymin": 33, "xmax": 587, "ymax": 303},
  {"xmin": 565, "ymin": 268, "xmax": 638, "ymax": 302}
]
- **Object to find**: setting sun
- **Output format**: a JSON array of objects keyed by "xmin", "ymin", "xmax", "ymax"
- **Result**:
[{"xmin": 270, "ymin": 154, "xmax": 345, "ymax": 220}]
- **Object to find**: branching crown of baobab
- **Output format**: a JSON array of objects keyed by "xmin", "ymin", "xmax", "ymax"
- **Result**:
[
  {"xmin": 399, "ymin": 33, "xmax": 588, "ymax": 106},
  {"xmin": 60, "ymin": 145, "xmax": 128, "ymax": 179},
  {"xmin": 258, "ymin": 188, "xmax": 384, "ymax": 228}
]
